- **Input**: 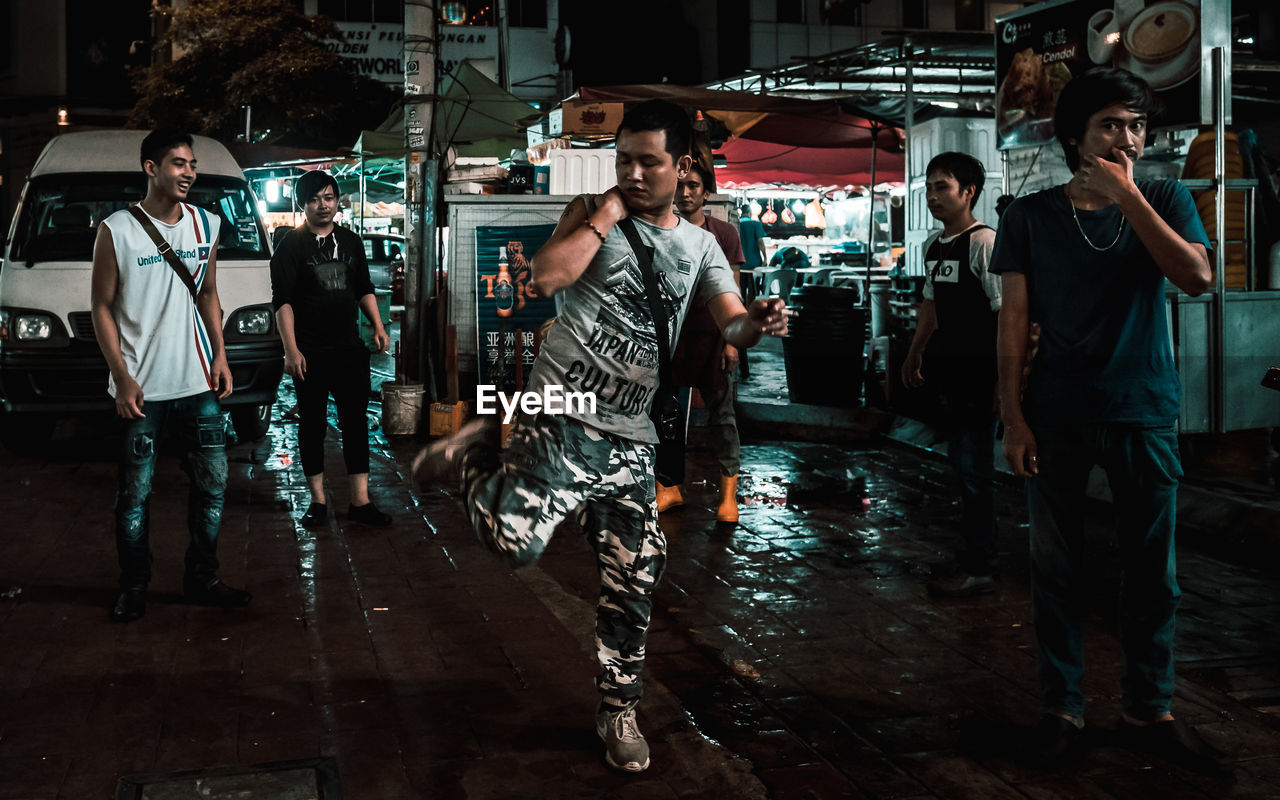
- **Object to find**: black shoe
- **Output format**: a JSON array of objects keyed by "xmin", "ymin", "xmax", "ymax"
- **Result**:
[
  {"xmin": 299, "ymin": 502, "xmax": 328, "ymax": 527},
  {"xmin": 347, "ymin": 502, "xmax": 391, "ymax": 526},
  {"xmin": 1032, "ymin": 714, "xmax": 1084, "ymax": 765},
  {"xmin": 184, "ymin": 576, "xmax": 252, "ymax": 609},
  {"xmin": 1120, "ymin": 718, "xmax": 1234, "ymax": 778},
  {"xmin": 110, "ymin": 586, "xmax": 146, "ymax": 622},
  {"xmin": 927, "ymin": 572, "xmax": 996, "ymax": 597}
]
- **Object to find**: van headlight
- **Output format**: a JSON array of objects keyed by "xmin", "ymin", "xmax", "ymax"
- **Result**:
[
  {"xmin": 235, "ymin": 308, "xmax": 272, "ymax": 335},
  {"xmin": 15, "ymin": 314, "xmax": 54, "ymax": 341}
]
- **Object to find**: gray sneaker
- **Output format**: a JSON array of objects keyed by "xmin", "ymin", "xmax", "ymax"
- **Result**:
[
  {"xmin": 410, "ymin": 418, "xmax": 497, "ymax": 490},
  {"xmin": 595, "ymin": 701, "xmax": 650, "ymax": 773},
  {"xmin": 927, "ymin": 572, "xmax": 996, "ymax": 597}
]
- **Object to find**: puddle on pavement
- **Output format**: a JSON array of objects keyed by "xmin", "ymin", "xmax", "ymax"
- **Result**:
[{"xmin": 739, "ymin": 468, "xmax": 871, "ymax": 510}]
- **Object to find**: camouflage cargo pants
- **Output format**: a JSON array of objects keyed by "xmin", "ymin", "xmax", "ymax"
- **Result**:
[{"xmin": 461, "ymin": 412, "xmax": 665, "ymax": 707}]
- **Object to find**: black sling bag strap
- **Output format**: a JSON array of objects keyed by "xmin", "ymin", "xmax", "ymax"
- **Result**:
[
  {"xmin": 126, "ymin": 205, "xmax": 199, "ymax": 301},
  {"xmin": 615, "ymin": 217, "xmax": 682, "ymax": 447},
  {"xmin": 616, "ymin": 217, "xmax": 672, "ymax": 387}
]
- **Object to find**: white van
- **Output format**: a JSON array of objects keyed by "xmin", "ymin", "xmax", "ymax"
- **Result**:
[{"xmin": 0, "ymin": 130, "xmax": 283, "ymax": 449}]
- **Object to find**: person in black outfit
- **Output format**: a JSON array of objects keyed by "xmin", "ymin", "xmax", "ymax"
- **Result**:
[
  {"xmin": 901, "ymin": 152, "xmax": 1001, "ymax": 597},
  {"xmin": 271, "ymin": 170, "xmax": 392, "ymax": 527}
]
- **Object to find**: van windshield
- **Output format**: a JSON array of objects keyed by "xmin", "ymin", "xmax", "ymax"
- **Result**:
[{"xmin": 8, "ymin": 174, "xmax": 268, "ymax": 263}]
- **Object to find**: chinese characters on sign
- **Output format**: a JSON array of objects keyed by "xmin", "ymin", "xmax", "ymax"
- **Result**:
[
  {"xmin": 475, "ymin": 224, "xmax": 557, "ymax": 390},
  {"xmin": 995, "ymin": 0, "xmax": 1220, "ymax": 150}
]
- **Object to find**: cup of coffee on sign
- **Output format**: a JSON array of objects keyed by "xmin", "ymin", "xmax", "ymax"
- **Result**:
[{"xmin": 1087, "ymin": 8, "xmax": 1121, "ymax": 65}]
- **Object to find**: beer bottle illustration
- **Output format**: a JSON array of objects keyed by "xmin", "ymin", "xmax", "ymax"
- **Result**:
[{"xmin": 495, "ymin": 246, "xmax": 515, "ymax": 318}]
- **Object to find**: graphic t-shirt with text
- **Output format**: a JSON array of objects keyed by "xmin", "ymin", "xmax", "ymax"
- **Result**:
[{"xmin": 525, "ymin": 208, "xmax": 739, "ymax": 443}]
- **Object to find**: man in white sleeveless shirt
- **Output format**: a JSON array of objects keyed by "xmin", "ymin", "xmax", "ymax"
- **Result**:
[{"xmin": 91, "ymin": 128, "xmax": 250, "ymax": 622}]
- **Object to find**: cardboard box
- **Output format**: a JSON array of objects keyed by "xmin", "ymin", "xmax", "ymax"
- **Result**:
[
  {"xmin": 428, "ymin": 401, "xmax": 470, "ymax": 437},
  {"xmin": 549, "ymin": 100, "xmax": 624, "ymax": 138}
]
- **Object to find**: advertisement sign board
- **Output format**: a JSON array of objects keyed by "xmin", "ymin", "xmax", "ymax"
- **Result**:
[
  {"xmin": 475, "ymin": 224, "xmax": 557, "ymax": 389},
  {"xmin": 994, "ymin": 0, "xmax": 1231, "ymax": 150},
  {"xmin": 333, "ymin": 23, "xmax": 406, "ymax": 85},
  {"xmin": 332, "ymin": 24, "xmax": 499, "ymax": 86}
]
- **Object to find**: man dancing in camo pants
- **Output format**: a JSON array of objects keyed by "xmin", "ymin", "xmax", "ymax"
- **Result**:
[{"xmin": 415, "ymin": 100, "xmax": 788, "ymax": 773}]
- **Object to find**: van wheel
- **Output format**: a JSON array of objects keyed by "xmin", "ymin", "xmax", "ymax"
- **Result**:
[
  {"xmin": 231, "ymin": 403, "xmax": 273, "ymax": 441},
  {"xmin": 0, "ymin": 412, "xmax": 55, "ymax": 455}
]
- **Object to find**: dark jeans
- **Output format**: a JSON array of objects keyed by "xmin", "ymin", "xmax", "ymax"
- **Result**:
[
  {"xmin": 1027, "ymin": 423, "xmax": 1182, "ymax": 720},
  {"xmin": 115, "ymin": 390, "xmax": 227, "ymax": 589},
  {"xmin": 940, "ymin": 388, "xmax": 998, "ymax": 575},
  {"xmin": 657, "ymin": 370, "xmax": 741, "ymax": 486},
  {"xmin": 296, "ymin": 344, "xmax": 371, "ymax": 477}
]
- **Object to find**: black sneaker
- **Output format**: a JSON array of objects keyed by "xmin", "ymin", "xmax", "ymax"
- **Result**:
[
  {"xmin": 1120, "ymin": 718, "xmax": 1234, "ymax": 778},
  {"xmin": 184, "ymin": 577, "xmax": 252, "ymax": 609},
  {"xmin": 927, "ymin": 572, "xmax": 996, "ymax": 597},
  {"xmin": 299, "ymin": 502, "xmax": 328, "ymax": 528},
  {"xmin": 1032, "ymin": 713, "xmax": 1084, "ymax": 765},
  {"xmin": 347, "ymin": 502, "xmax": 391, "ymax": 526},
  {"xmin": 109, "ymin": 585, "xmax": 147, "ymax": 623}
]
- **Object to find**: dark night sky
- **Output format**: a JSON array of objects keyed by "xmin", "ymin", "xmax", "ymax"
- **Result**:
[{"xmin": 560, "ymin": 0, "xmax": 705, "ymax": 87}]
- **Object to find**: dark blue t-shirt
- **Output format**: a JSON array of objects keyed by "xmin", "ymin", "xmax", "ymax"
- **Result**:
[
  {"xmin": 738, "ymin": 217, "xmax": 767, "ymax": 269},
  {"xmin": 989, "ymin": 179, "xmax": 1210, "ymax": 425}
]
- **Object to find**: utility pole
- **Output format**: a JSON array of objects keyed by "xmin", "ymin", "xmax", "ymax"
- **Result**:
[
  {"xmin": 402, "ymin": 0, "xmax": 437, "ymax": 385},
  {"xmin": 497, "ymin": 0, "xmax": 510, "ymax": 90}
]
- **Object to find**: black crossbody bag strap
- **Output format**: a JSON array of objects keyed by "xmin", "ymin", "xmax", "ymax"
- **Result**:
[
  {"xmin": 126, "ymin": 205, "xmax": 199, "ymax": 301},
  {"xmin": 616, "ymin": 218, "xmax": 671, "ymax": 385},
  {"xmin": 617, "ymin": 217, "xmax": 683, "ymax": 483}
]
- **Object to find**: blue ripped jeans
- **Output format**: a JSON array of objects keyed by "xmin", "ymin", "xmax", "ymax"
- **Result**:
[{"xmin": 115, "ymin": 391, "xmax": 228, "ymax": 589}]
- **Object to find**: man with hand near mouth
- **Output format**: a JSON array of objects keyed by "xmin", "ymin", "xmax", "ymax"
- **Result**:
[
  {"xmin": 92, "ymin": 128, "xmax": 249, "ymax": 622},
  {"xmin": 414, "ymin": 100, "xmax": 788, "ymax": 774},
  {"xmin": 991, "ymin": 68, "xmax": 1231, "ymax": 776}
]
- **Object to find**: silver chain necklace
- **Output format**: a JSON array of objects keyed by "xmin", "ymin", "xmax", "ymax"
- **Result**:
[{"xmin": 1066, "ymin": 185, "xmax": 1124, "ymax": 251}]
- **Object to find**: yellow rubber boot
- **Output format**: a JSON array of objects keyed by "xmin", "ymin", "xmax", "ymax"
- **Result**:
[
  {"xmin": 716, "ymin": 474, "xmax": 739, "ymax": 523},
  {"xmin": 656, "ymin": 482, "xmax": 685, "ymax": 512}
]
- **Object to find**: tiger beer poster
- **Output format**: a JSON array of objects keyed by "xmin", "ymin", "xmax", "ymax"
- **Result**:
[
  {"xmin": 994, "ymin": 0, "xmax": 1229, "ymax": 150},
  {"xmin": 475, "ymin": 224, "xmax": 556, "ymax": 390}
]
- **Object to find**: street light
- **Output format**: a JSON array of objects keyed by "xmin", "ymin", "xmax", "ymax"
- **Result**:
[{"xmin": 442, "ymin": 2, "xmax": 467, "ymax": 24}]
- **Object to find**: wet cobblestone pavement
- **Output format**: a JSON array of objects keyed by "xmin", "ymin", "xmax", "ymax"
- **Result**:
[{"xmin": 0, "ymin": 378, "xmax": 1278, "ymax": 798}]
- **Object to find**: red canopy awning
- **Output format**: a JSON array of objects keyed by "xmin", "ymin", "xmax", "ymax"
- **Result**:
[
  {"xmin": 575, "ymin": 84, "xmax": 902, "ymax": 150},
  {"xmin": 714, "ymin": 138, "xmax": 904, "ymax": 189}
]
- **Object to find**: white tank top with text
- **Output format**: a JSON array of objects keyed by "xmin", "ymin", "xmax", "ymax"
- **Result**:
[{"xmin": 101, "ymin": 204, "xmax": 221, "ymax": 401}]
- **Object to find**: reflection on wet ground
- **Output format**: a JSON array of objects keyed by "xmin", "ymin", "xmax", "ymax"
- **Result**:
[
  {"xmin": 1, "ymin": 363, "xmax": 1279, "ymax": 797},
  {"xmin": 531, "ymin": 430, "xmax": 1280, "ymax": 798}
]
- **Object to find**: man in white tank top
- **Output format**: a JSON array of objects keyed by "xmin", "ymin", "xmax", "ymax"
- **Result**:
[{"xmin": 91, "ymin": 128, "xmax": 250, "ymax": 622}]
